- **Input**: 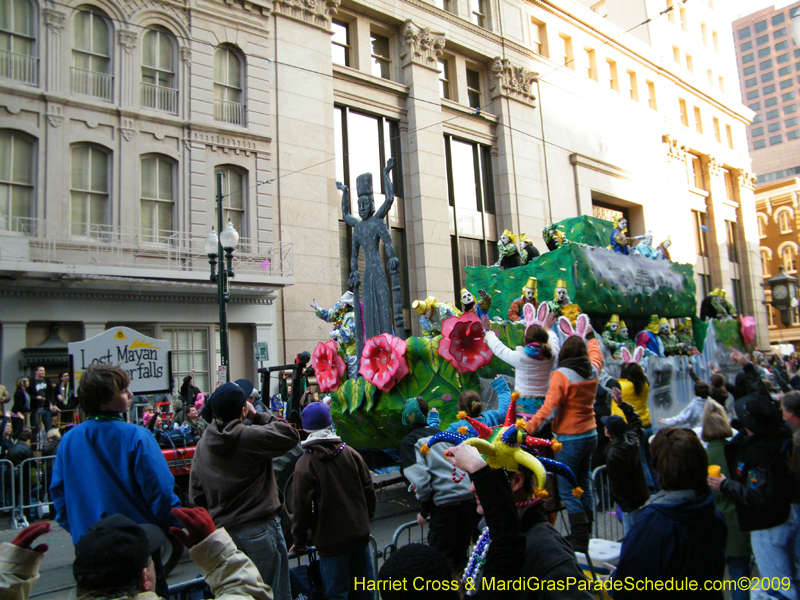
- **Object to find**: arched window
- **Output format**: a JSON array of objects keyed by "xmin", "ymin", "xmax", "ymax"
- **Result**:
[
  {"xmin": 141, "ymin": 28, "xmax": 177, "ymax": 113},
  {"xmin": 757, "ymin": 213, "xmax": 768, "ymax": 238},
  {"xmin": 141, "ymin": 155, "xmax": 175, "ymax": 243},
  {"xmin": 214, "ymin": 166, "xmax": 246, "ymax": 236},
  {"xmin": 781, "ymin": 244, "xmax": 797, "ymax": 273},
  {"xmin": 72, "ymin": 7, "xmax": 112, "ymax": 100},
  {"xmin": 70, "ymin": 144, "xmax": 109, "ymax": 237},
  {"xmin": 0, "ymin": 0, "xmax": 38, "ymax": 84},
  {"xmin": 213, "ymin": 46, "xmax": 245, "ymax": 125},
  {"xmin": 0, "ymin": 130, "xmax": 35, "ymax": 233},
  {"xmin": 776, "ymin": 207, "xmax": 794, "ymax": 234},
  {"xmin": 761, "ymin": 248, "xmax": 772, "ymax": 277}
]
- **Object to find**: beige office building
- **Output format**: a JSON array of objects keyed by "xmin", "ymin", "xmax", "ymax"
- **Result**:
[{"xmin": 0, "ymin": 0, "xmax": 766, "ymax": 391}]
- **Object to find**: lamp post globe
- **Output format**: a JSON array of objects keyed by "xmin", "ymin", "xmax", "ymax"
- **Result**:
[{"xmin": 220, "ymin": 219, "xmax": 239, "ymax": 251}]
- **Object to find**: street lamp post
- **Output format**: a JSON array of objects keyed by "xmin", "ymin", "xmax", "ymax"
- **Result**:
[
  {"xmin": 766, "ymin": 265, "xmax": 799, "ymax": 328},
  {"xmin": 204, "ymin": 172, "xmax": 239, "ymax": 384}
]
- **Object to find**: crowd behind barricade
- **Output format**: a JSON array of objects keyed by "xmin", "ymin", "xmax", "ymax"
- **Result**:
[{"xmin": 4, "ymin": 341, "xmax": 800, "ymax": 600}]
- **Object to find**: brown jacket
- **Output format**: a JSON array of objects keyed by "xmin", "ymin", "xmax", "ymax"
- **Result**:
[
  {"xmin": 291, "ymin": 437, "xmax": 376, "ymax": 556},
  {"xmin": 189, "ymin": 412, "xmax": 300, "ymax": 530}
]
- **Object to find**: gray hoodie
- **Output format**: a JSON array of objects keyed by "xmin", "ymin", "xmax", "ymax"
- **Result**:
[{"xmin": 403, "ymin": 435, "xmax": 474, "ymax": 508}]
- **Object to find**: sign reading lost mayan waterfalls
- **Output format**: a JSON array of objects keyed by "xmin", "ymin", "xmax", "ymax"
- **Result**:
[{"xmin": 68, "ymin": 327, "xmax": 171, "ymax": 394}]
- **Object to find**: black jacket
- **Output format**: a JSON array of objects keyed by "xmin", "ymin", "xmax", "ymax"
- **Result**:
[
  {"xmin": 722, "ymin": 426, "xmax": 792, "ymax": 532},
  {"xmin": 605, "ymin": 401, "xmax": 650, "ymax": 512},
  {"xmin": 400, "ymin": 424, "xmax": 439, "ymax": 475},
  {"xmin": 726, "ymin": 363, "xmax": 763, "ymax": 401}
]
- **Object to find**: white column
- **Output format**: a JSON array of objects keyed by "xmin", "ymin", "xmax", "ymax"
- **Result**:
[{"xmin": 1, "ymin": 322, "xmax": 27, "ymax": 385}]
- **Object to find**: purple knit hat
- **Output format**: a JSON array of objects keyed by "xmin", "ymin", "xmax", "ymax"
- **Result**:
[{"xmin": 302, "ymin": 402, "xmax": 332, "ymax": 432}]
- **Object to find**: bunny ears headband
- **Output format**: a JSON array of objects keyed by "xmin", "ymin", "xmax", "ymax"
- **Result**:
[
  {"xmin": 621, "ymin": 346, "xmax": 644, "ymax": 365},
  {"xmin": 558, "ymin": 314, "xmax": 590, "ymax": 338},
  {"xmin": 523, "ymin": 302, "xmax": 549, "ymax": 328}
]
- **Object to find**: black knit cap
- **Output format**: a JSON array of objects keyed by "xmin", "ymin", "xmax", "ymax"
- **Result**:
[
  {"xmin": 378, "ymin": 544, "xmax": 460, "ymax": 599},
  {"xmin": 73, "ymin": 514, "xmax": 166, "ymax": 590}
]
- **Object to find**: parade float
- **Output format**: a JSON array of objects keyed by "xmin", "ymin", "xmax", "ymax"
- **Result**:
[{"xmin": 320, "ymin": 213, "xmax": 751, "ymax": 452}]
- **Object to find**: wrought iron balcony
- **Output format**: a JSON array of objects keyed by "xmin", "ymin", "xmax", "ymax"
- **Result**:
[
  {"xmin": 70, "ymin": 67, "xmax": 113, "ymax": 101},
  {"xmin": 0, "ymin": 49, "xmax": 38, "ymax": 85},
  {"xmin": 213, "ymin": 99, "xmax": 246, "ymax": 126},
  {"xmin": 141, "ymin": 81, "xmax": 178, "ymax": 114}
]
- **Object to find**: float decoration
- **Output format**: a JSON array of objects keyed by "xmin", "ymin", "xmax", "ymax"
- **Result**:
[
  {"xmin": 360, "ymin": 333, "xmax": 409, "ymax": 393},
  {"xmin": 437, "ymin": 312, "xmax": 494, "ymax": 375},
  {"xmin": 311, "ymin": 340, "xmax": 347, "ymax": 393}
]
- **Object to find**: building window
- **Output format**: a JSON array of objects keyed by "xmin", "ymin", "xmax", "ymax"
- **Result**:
[
  {"xmin": 0, "ymin": 130, "xmax": 34, "ymax": 233},
  {"xmin": 140, "ymin": 155, "xmax": 174, "ymax": 243},
  {"xmin": 214, "ymin": 167, "xmax": 246, "ymax": 236},
  {"xmin": 771, "ymin": 134, "xmax": 783, "ymax": 145},
  {"xmin": 782, "ymin": 244, "xmax": 798, "ymax": 272},
  {"xmin": 679, "ymin": 98, "xmax": 689, "ymax": 126},
  {"xmin": 370, "ymin": 32, "xmax": 391, "ymax": 79},
  {"xmin": 775, "ymin": 28, "xmax": 787, "ymax": 40},
  {"xmin": 466, "ymin": 68, "xmax": 481, "ymax": 109},
  {"xmin": 627, "ymin": 70, "xmax": 638, "ymax": 101},
  {"xmin": 761, "ymin": 249, "xmax": 771, "ymax": 276},
  {"xmin": 723, "ymin": 170, "xmax": 735, "ymax": 201},
  {"xmin": 783, "ymin": 92, "xmax": 795, "ymax": 102},
  {"xmin": 693, "ymin": 209, "xmax": 710, "ymax": 258},
  {"xmin": 788, "ymin": 130, "xmax": 800, "ymax": 140},
  {"xmin": 744, "ymin": 66, "xmax": 756, "ymax": 75},
  {"xmin": 331, "ymin": 20, "xmax": 350, "ymax": 67},
  {"xmin": 673, "ymin": 46, "xmax": 680, "ymax": 63},
  {"xmin": 742, "ymin": 53, "xmax": 754, "ymax": 64},
  {"xmin": 746, "ymin": 78, "xmax": 758, "ymax": 88},
  {"xmin": 757, "ymin": 35, "xmax": 770, "ymax": 46},
  {"xmin": 755, "ymin": 20, "xmax": 768, "ymax": 34},
  {"xmin": 701, "ymin": 23, "xmax": 709, "ymax": 46},
  {"xmin": 71, "ymin": 8, "xmax": 112, "ymax": 100},
  {"xmin": 591, "ymin": 0, "xmax": 607, "ymax": 17},
  {"xmin": 719, "ymin": 76, "xmax": 725, "ymax": 92},
  {"xmin": 781, "ymin": 78, "xmax": 794, "ymax": 89},
  {"xmin": 787, "ymin": 117, "xmax": 799, "ymax": 128},
  {"xmin": 766, "ymin": 97, "xmax": 778, "ymax": 107},
  {"xmin": 164, "ymin": 328, "xmax": 210, "ymax": 394},
  {"xmin": 769, "ymin": 122, "xmax": 781, "ymax": 133},
  {"xmin": 713, "ymin": 31, "xmax": 719, "ymax": 53},
  {"xmin": 70, "ymin": 144, "xmax": 109, "ymax": 238},
  {"xmin": 141, "ymin": 28, "xmax": 177, "ymax": 114},
  {"xmin": 585, "ymin": 47, "xmax": 598, "ymax": 81},
  {"xmin": 713, "ymin": 117, "xmax": 721, "ymax": 142},
  {"xmin": 693, "ymin": 106, "xmax": 702, "ymax": 134},
  {"xmin": 786, "ymin": 104, "xmax": 797, "ymax": 113},
  {"xmin": 742, "ymin": 41, "xmax": 753, "ymax": 52},
  {"xmin": 726, "ymin": 124, "xmax": 734, "ymax": 149},
  {"xmin": 761, "ymin": 59, "xmax": 773, "ymax": 70},
  {"xmin": 667, "ymin": 0, "xmax": 677, "ymax": 24},
  {"xmin": 761, "ymin": 72, "xmax": 774, "ymax": 83},
  {"xmin": 688, "ymin": 155, "xmax": 704, "ymax": 190},
  {"xmin": 773, "ymin": 12, "xmax": 786, "ymax": 26},
  {"xmin": 438, "ymin": 58, "xmax": 451, "ymax": 100},
  {"xmin": 559, "ymin": 33, "xmax": 574, "ymax": 69},
  {"xmin": 445, "ymin": 135, "xmax": 496, "ymax": 295},
  {"xmin": 707, "ymin": 69, "xmax": 714, "ymax": 86},
  {"xmin": 776, "ymin": 40, "xmax": 789, "ymax": 51},
  {"xmin": 0, "ymin": 0, "xmax": 37, "ymax": 85},
  {"xmin": 777, "ymin": 208, "xmax": 794, "ymax": 233},
  {"xmin": 607, "ymin": 58, "xmax": 618, "ymax": 91},
  {"xmin": 213, "ymin": 47, "xmax": 245, "ymax": 126},
  {"xmin": 768, "ymin": 109, "xmax": 780, "ymax": 119},
  {"xmin": 752, "ymin": 127, "xmax": 764, "ymax": 137},
  {"xmin": 747, "ymin": 90, "xmax": 759, "ymax": 101},
  {"xmin": 754, "ymin": 139, "xmax": 766, "ymax": 149},
  {"xmin": 686, "ymin": 53, "xmax": 694, "ymax": 73},
  {"xmin": 646, "ymin": 80, "xmax": 657, "ymax": 110},
  {"xmin": 780, "ymin": 66, "xmax": 792, "ymax": 77},
  {"xmin": 530, "ymin": 17, "xmax": 547, "ymax": 57},
  {"xmin": 679, "ymin": 7, "xmax": 687, "ymax": 32},
  {"xmin": 764, "ymin": 84, "xmax": 776, "ymax": 95},
  {"xmin": 470, "ymin": 0, "xmax": 486, "ymax": 27},
  {"xmin": 739, "ymin": 26, "xmax": 751, "ymax": 40}
]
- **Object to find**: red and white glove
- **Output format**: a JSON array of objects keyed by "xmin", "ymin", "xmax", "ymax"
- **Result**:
[
  {"xmin": 12, "ymin": 522, "xmax": 51, "ymax": 554},
  {"xmin": 170, "ymin": 507, "xmax": 216, "ymax": 549}
]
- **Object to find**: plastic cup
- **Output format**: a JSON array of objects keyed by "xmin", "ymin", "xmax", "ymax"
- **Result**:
[{"xmin": 708, "ymin": 465, "xmax": 721, "ymax": 478}]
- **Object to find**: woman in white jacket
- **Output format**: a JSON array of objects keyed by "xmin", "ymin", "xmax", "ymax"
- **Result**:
[{"xmin": 481, "ymin": 303, "xmax": 560, "ymax": 419}]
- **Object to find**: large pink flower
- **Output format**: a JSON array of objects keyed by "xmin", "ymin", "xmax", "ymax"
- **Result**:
[
  {"xmin": 438, "ymin": 312, "xmax": 493, "ymax": 374},
  {"xmin": 360, "ymin": 333, "xmax": 409, "ymax": 392},
  {"xmin": 312, "ymin": 340, "xmax": 347, "ymax": 392}
]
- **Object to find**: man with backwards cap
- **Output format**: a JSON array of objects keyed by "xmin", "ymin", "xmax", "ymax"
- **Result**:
[
  {"xmin": 191, "ymin": 378, "xmax": 300, "ymax": 600},
  {"xmin": 0, "ymin": 508, "xmax": 272, "ymax": 600}
]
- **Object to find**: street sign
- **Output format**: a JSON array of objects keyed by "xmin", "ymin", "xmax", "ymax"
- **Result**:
[
  {"xmin": 217, "ymin": 365, "xmax": 228, "ymax": 386},
  {"xmin": 68, "ymin": 327, "xmax": 171, "ymax": 394},
  {"xmin": 254, "ymin": 342, "xmax": 269, "ymax": 362}
]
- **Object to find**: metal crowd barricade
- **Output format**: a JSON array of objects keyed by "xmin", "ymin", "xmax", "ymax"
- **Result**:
[
  {"xmin": 15, "ymin": 456, "xmax": 56, "ymax": 529},
  {"xmin": 382, "ymin": 520, "xmax": 427, "ymax": 562},
  {"xmin": 591, "ymin": 465, "xmax": 624, "ymax": 543},
  {"xmin": 0, "ymin": 460, "xmax": 15, "ymax": 526}
]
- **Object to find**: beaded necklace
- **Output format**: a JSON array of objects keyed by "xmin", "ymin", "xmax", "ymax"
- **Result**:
[
  {"xmin": 85, "ymin": 414, "xmax": 124, "ymax": 422},
  {"xmin": 461, "ymin": 527, "xmax": 490, "ymax": 596}
]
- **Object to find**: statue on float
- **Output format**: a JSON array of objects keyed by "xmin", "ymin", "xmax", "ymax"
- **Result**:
[
  {"xmin": 546, "ymin": 279, "xmax": 582, "ymax": 325},
  {"xmin": 542, "ymin": 223, "xmax": 565, "ymax": 251},
  {"xmin": 636, "ymin": 314, "xmax": 665, "ymax": 357},
  {"xmin": 338, "ymin": 158, "xmax": 403, "ymax": 345},
  {"xmin": 312, "ymin": 291, "xmax": 359, "ymax": 379},
  {"xmin": 631, "ymin": 231, "xmax": 659, "ymax": 260},
  {"xmin": 657, "ymin": 318, "xmax": 682, "ymax": 356},
  {"xmin": 618, "ymin": 320, "xmax": 634, "ymax": 354},
  {"xmin": 461, "ymin": 288, "xmax": 492, "ymax": 317},
  {"xmin": 700, "ymin": 288, "xmax": 738, "ymax": 321},
  {"xmin": 508, "ymin": 277, "xmax": 538, "ymax": 322},
  {"xmin": 601, "ymin": 314, "xmax": 624, "ymax": 358},
  {"xmin": 675, "ymin": 318, "xmax": 698, "ymax": 354},
  {"xmin": 656, "ymin": 236, "xmax": 672, "ymax": 261},
  {"xmin": 610, "ymin": 216, "xmax": 643, "ymax": 255},
  {"xmin": 413, "ymin": 296, "xmax": 461, "ymax": 337},
  {"xmin": 495, "ymin": 229, "xmax": 522, "ymax": 269},
  {"xmin": 519, "ymin": 234, "xmax": 540, "ymax": 265}
]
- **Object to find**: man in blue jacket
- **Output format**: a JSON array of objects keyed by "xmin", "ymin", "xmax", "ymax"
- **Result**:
[{"xmin": 50, "ymin": 364, "xmax": 180, "ymax": 595}]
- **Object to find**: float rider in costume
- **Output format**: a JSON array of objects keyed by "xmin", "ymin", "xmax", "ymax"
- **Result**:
[
  {"xmin": 543, "ymin": 223, "xmax": 565, "ymax": 252},
  {"xmin": 412, "ymin": 296, "xmax": 461, "ymax": 338},
  {"xmin": 675, "ymin": 318, "xmax": 697, "ymax": 354},
  {"xmin": 617, "ymin": 320, "xmax": 634, "ymax": 355},
  {"xmin": 602, "ymin": 314, "xmax": 624, "ymax": 359},
  {"xmin": 494, "ymin": 229, "xmax": 522, "ymax": 269},
  {"xmin": 312, "ymin": 291, "xmax": 359, "ymax": 380},
  {"xmin": 546, "ymin": 279, "xmax": 582, "ymax": 326},
  {"xmin": 508, "ymin": 277, "xmax": 538, "ymax": 322},
  {"xmin": 610, "ymin": 216, "xmax": 643, "ymax": 255},
  {"xmin": 656, "ymin": 318, "xmax": 682, "ymax": 357},
  {"xmin": 519, "ymin": 234, "xmax": 540, "ymax": 265},
  {"xmin": 461, "ymin": 288, "xmax": 492, "ymax": 318},
  {"xmin": 631, "ymin": 231, "xmax": 659, "ymax": 260}
]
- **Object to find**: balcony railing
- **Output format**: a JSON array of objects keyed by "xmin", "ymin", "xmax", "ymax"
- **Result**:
[
  {"xmin": 0, "ymin": 217, "xmax": 293, "ymax": 283},
  {"xmin": 0, "ymin": 49, "xmax": 38, "ymax": 85},
  {"xmin": 71, "ymin": 67, "xmax": 113, "ymax": 101},
  {"xmin": 214, "ymin": 99, "xmax": 246, "ymax": 126},
  {"xmin": 141, "ymin": 82, "xmax": 178, "ymax": 114}
]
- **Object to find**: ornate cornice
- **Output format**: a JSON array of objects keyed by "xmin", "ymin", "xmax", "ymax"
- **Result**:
[
  {"xmin": 489, "ymin": 57, "xmax": 537, "ymax": 105},
  {"xmin": 0, "ymin": 287, "xmax": 272, "ymax": 305},
  {"xmin": 123, "ymin": 0, "xmax": 190, "ymax": 31},
  {"xmin": 273, "ymin": 0, "xmax": 338, "ymax": 30},
  {"xmin": 732, "ymin": 167, "xmax": 757, "ymax": 191},
  {"xmin": 399, "ymin": 20, "xmax": 446, "ymax": 69},
  {"xmin": 46, "ymin": 102, "xmax": 64, "ymax": 128},
  {"xmin": 118, "ymin": 30, "xmax": 138, "ymax": 54},
  {"xmin": 43, "ymin": 8, "xmax": 66, "ymax": 33},
  {"xmin": 181, "ymin": 47, "xmax": 192, "ymax": 68},
  {"xmin": 661, "ymin": 134, "xmax": 686, "ymax": 162},
  {"xmin": 702, "ymin": 155, "xmax": 722, "ymax": 178}
]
